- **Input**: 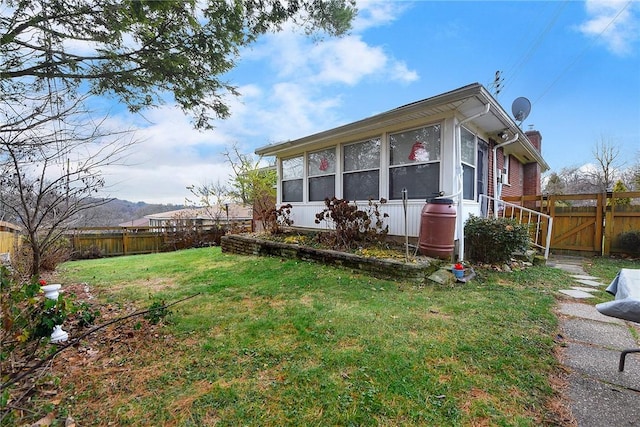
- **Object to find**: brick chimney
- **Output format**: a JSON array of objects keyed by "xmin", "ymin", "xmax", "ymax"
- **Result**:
[{"xmin": 525, "ymin": 130, "xmax": 542, "ymax": 152}]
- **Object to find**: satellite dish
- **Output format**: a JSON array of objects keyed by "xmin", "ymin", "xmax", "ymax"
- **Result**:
[{"xmin": 511, "ymin": 97, "xmax": 531, "ymax": 125}]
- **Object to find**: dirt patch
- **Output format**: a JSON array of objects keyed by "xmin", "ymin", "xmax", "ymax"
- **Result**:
[
  {"xmin": 1, "ymin": 274, "xmax": 179, "ymax": 425},
  {"xmin": 544, "ymin": 370, "xmax": 577, "ymax": 426}
]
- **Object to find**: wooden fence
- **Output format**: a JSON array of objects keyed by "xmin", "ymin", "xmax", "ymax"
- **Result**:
[
  {"xmin": 0, "ymin": 221, "xmax": 22, "ymax": 260},
  {"xmin": 503, "ymin": 191, "xmax": 640, "ymax": 256},
  {"xmin": 66, "ymin": 221, "xmax": 252, "ymax": 258}
]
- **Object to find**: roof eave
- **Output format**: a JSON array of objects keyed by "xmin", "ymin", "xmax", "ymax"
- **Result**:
[
  {"xmin": 255, "ymin": 83, "xmax": 550, "ymax": 171},
  {"xmin": 255, "ymin": 83, "xmax": 485, "ymax": 156}
]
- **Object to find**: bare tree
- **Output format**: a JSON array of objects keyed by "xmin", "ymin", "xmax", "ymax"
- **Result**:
[
  {"xmin": 543, "ymin": 171, "xmax": 565, "ymax": 195},
  {"xmin": 0, "ymin": 93, "xmax": 135, "ymax": 277},
  {"xmin": 623, "ymin": 151, "xmax": 640, "ymax": 190},
  {"xmin": 544, "ymin": 137, "xmax": 627, "ymax": 197},
  {"xmin": 186, "ymin": 180, "xmax": 230, "ymax": 222},
  {"xmin": 548, "ymin": 166, "xmax": 598, "ymax": 194},
  {"xmin": 588, "ymin": 136, "xmax": 623, "ymax": 192}
]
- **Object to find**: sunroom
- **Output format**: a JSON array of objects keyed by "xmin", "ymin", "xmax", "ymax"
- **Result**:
[{"xmin": 255, "ymin": 83, "xmax": 549, "ymax": 258}]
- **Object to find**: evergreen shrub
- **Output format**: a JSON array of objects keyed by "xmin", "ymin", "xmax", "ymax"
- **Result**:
[
  {"xmin": 617, "ymin": 230, "xmax": 640, "ymax": 255},
  {"xmin": 464, "ymin": 215, "xmax": 530, "ymax": 264}
]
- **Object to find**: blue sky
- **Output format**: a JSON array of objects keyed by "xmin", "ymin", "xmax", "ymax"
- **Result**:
[{"xmin": 104, "ymin": 0, "xmax": 640, "ymax": 204}]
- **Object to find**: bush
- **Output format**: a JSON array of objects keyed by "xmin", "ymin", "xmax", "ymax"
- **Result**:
[
  {"xmin": 0, "ymin": 272, "xmax": 75, "ymax": 345},
  {"xmin": 314, "ymin": 198, "xmax": 389, "ymax": 250},
  {"xmin": 617, "ymin": 231, "xmax": 640, "ymax": 255},
  {"xmin": 40, "ymin": 237, "xmax": 72, "ymax": 271},
  {"xmin": 76, "ymin": 244, "xmax": 104, "ymax": 260},
  {"xmin": 162, "ymin": 225, "xmax": 226, "ymax": 251},
  {"xmin": 10, "ymin": 237, "xmax": 72, "ymax": 274},
  {"xmin": 464, "ymin": 215, "xmax": 530, "ymax": 264},
  {"xmin": 1, "ymin": 269, "xmax": 100, "ymax": 422},
  {"xmin": 263, "ymin": 204, "xmax": 294, "ymax": 235}
]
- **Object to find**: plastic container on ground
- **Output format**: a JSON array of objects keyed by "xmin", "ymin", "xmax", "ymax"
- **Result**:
[{"xmin": 418, "ymin": 198, "xmax": 456, "ymax": 259}]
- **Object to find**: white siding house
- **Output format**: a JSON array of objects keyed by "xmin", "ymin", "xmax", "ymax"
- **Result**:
[
  {"xmin": 255, "ymin": 83, "xmax": 549, "ymax": 259},
  {"xmin": 144, "ymin": 205, "xmax": 253, "ymax": 229}
]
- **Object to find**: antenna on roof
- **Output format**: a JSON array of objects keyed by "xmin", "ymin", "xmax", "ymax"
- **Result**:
[
  {"xmin": 491, "ymin": 71, "xmax": 503, "ymax": 97},
  {"xmin": 511, "ymin": 97, "xmax": 531, "ymax": 128}
]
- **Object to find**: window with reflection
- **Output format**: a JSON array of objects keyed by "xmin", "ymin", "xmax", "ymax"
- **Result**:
[
  {"xmin": 308, "ymin": 148, "xmax": 336, "ymax": 201},
  {"xmin": 389, "ymin": 124, "xmax": 441, "ymax": 199},
  {"xmin": 461, "ymin": 127, "xmax": 476, "ymax": 200},
  {"xmin": 343, "ymin": 138, "xmax": 380, "ymax": 201},
  {"xmin": 502, "ymin": 153, "xmax": 510, "ymax": 185},
  {"xmin": 281, "ymin": 156, "xmax": 303, "ymax": 202}
]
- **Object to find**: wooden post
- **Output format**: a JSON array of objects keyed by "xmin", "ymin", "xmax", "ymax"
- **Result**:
[
  {"xmin": 548, "ymin": 195, "xmax": 556, "ymax": 246},
  {"xmin": 603, "ymin": 193, "xmax": 614, "ymax": 256},
  {"xmin": 596, "ymin": 192, "xmax": 605, "ymax": 256},
  {"xmin": 74, "ymin": 230, "xmax": 79, "ymax": 256}
]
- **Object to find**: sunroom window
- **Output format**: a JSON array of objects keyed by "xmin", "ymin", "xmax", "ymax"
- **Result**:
[
  {"xmin": 343, "ymin": 138, "xmax": 380, "ymax": 201},
  {"xmin": 281, "ymin": 156, "xmax": 303, "ymax": 202},
  {"xmin": 389, "ymin": 124, "xmax": 440, "ymax": 200},
  {"xmin": 461, "ymin": 127, "xmax": 476, "ymax": 200},
  {"xmin": 308, "ymin": 148, "xmax": 336, "ymax": 201}
]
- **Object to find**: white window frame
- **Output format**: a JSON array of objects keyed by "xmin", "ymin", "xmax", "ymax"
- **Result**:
[
  {"xmin": 281, "ymin": 155, "xmax": 304, "ymax": 203},
  {"xmin": 342, "ymin": 138, "xmax": 381, "ymax": 201},
  {"xmin": 307, "ymin": 147, "xmax": 336, "ymax": 202},
  {"xmin": 461, "ymin": 127, "xmax": 477, "ymax": 201},
  {"xmin": 388, "ymin": 123, "xmax": 442, "ymax": 200}
]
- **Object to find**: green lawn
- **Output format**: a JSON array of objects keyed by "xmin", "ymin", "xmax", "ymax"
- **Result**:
[
  {"xmin": 584, "ymin": 256, "xmax": 640, "ymax": 283},
  {"xmin": 55, "ymin": 247, "xmax": 575, "ymax": 426}
]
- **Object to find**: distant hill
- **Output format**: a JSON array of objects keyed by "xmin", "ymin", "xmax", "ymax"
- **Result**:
[{"xmin": 73, "ymin": 199, "xmax": 185, "ymax": 227}]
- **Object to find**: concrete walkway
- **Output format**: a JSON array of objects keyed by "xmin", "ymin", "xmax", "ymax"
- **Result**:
[{"xmin": 548, "ymin": 255, "xmax": 640, "ymax": 426}]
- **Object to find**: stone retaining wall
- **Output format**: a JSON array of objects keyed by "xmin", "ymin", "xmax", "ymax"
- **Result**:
[{"xmin": 221, "ymin": 234, "xmax": 438, "ymax": 282}]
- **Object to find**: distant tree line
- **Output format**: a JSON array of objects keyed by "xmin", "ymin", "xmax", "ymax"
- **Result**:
[{"xmin": 544, "ymin": 138, "xmax": 640, "ymax": 197}]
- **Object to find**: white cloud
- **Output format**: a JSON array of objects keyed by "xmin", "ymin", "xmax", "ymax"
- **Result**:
[
  {"xmin": 224, "ymin": 15, "xmax": 419, "ymax": 143},
  {"xmin": 352, "ymin": 1, "xmax": 411, "ymax": 32},
  {"xmin": 246, "ymin": 31, "xmax": 418, "ymax": 87},
  {"xmin": 310, "ymin": 37, "xmax": 388, "ymax": 85},
  {"xmin": 259, "ymin": 82, "xmax": 343, "ymax": 140},
  {"xmin": 102, "ymin": 161, "xmax": 233, "ymax": 204},
  {"xmin": 577, "ymin": 0, "xmax": 640, "ymax": 56},
  {"xmin": 389, "ymin": 61, "xmax": 420, "ymax": 84},
  {"xmin": 89, "ymin": 2, "xmax": 418, "ymax": 203},
  {"xmin": 308, "ymin": 36, "xmax": 419, "ymax": 85},
  {"xmin": 91, "ymin": 104, "xmax": 237, "ymax": 203}
]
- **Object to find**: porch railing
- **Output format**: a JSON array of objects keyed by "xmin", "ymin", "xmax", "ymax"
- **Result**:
[{"xmin": 479, "ymin": 194, "xmax": 553, "ymax": 259}]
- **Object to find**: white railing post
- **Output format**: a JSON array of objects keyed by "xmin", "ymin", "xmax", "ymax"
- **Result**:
[{"xmin": 479, "ymin": 195, "xmax": 553, "ymax": 259}]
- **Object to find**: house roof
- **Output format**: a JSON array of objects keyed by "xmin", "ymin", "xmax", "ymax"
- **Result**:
[
  {"xmin": 255, "ymin": 83, "xmax": 549, "ymax": 171},
  {"xmin": 144, "ymin": 205, "xmax": 253, "ymax": 221},
  {"xmin": 118, "ymin": 217, "xmax": 150, "ymax": 228}
]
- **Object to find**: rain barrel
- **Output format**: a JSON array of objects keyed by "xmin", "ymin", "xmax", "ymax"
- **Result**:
[{"xmin": 418, "ymin": 198, "xmax": 456, "ymax": 259}]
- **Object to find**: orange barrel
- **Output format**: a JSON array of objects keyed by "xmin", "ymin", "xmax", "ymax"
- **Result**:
[{"xmin": 418, "ymin": 198, "xmax": 456, "ymax": 259}]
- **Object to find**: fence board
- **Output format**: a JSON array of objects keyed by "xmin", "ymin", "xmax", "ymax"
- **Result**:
[
  {"xmin": 504, "ymin": 191, "xmax": 640, "ymax": 256},
  {"xmin": 607, "ymin": 204, "xmax": 640, "ymax": 255},
  {"xmin": 66, "ymin": 221, "xmax": 252, "ymax": 258},
  {"xmin": 0, "ymin": 221, "xmax": 22, "ymax": 258}
]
